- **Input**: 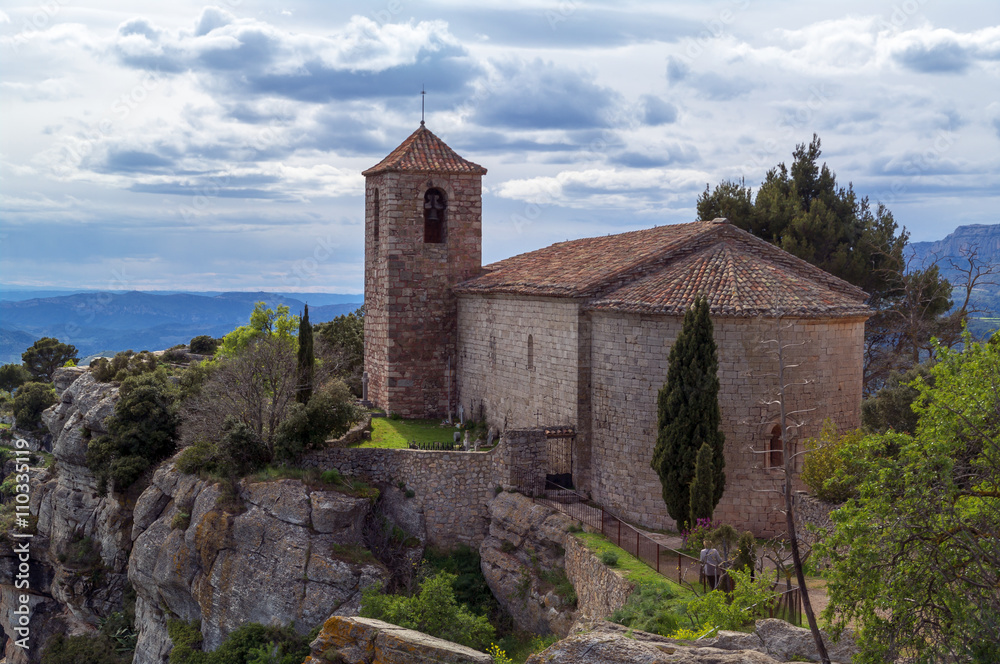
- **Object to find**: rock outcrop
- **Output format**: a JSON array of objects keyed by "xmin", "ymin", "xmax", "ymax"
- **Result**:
[
  {"xmin": 303, "ymin": 615, "xmax": 491, "ymax": 664},
  {"xmin": 479, "ymin": 492, "xmax": 577, "ymax": 637},
  {"xmin": 129, "ymin": 465, "xmax": 390, "ymax": 663},
  {"xmin": 0, "ymin": 367, "xmax": 126, "ymax": 664}
]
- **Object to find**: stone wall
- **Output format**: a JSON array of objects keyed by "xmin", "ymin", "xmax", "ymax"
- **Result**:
[
  {"xmin": 299, "ymin": 428, "xmax": 548, "ymax": 549},
  {"xmin": 364, "ymin": 170, "xmax": 483, "ymax": 418},
  {"xmin": 792, "ymin": 491, "xmax": 840, "ymax": 545},
  {"xmin": 564, "ymin": 535, "xmax": 633, "ymax": 620},
  {"xmin": 589, "ymin": 312, "xmax": 866, "ymax": 537},
  {"xmin": 457, "ymin": 294, "xmax": 581, "ymax": 432}
]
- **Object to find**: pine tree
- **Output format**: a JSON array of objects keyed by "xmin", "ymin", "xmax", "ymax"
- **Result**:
[
  {"xmin": 688, "ymin": 441, "xmax": 716, "ymax": 526},
  {"xmin": 295, "ymin": 304, "xmax": 314, "ymax": 405},
  {"xmin": 651, "ymin": 296, "xmax": 726, "ymax": 532}
]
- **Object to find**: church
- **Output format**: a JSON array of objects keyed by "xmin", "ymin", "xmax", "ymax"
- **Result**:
[{"xmin": 362, "ymin": 124, "xmax": 869, "ymax": 535}]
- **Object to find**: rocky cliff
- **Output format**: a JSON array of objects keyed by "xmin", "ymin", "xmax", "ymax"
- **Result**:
[{"xmin": 1, "ymin": 368, "xmax": 394, "ymax": 663}]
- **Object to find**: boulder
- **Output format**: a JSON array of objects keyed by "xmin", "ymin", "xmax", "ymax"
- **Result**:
[
  {"xmin": 754, "ymin": 618, "xmax": 858, "ymax": 663},
  {"xmin": 303, "ymin": 616, "xmax": 492, "ymax": 664}
]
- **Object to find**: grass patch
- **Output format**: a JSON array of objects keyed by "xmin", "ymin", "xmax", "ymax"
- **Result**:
[
  {"xmin": 361, "ymin": 417, "xmax": 458, "ymax": 449},
  {"xmin": 574, "ymin": 532, "xmax": 695, "ymax": 602},
  {"xmin": 493, "ymin": 633, "xmax": 559, "ymax": 664},
  {"xmin": 247, "ymin": 465, "xmax": 379, "ymax": 501}
]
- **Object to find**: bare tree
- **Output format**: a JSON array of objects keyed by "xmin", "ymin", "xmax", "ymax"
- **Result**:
[{"xmin": 181, "ymin": 335, "xmax": 298, "ymax": 454}]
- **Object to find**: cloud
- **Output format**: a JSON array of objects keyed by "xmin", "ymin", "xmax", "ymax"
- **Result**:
[
  {"xmin": 891, "ymin": 26, "xmax": 1000, "ymax": 74},
  {"xmin": 894, "ymin": 39, "xmax": 971, "ymax": 73},
  {"xmin": 471, "ymin": 59, "xmax": 621, "ymax": 130},
  {"xmin": 109, "ymin": 13, "xmax": 482, "ymax": 103},
  {"xmin": 1, "ymin": 78, "xmax": 74, "ymax": 102},
  {"xmin": 494, "ymin": 167, "xmax": 708, "ymax": 209},
  {"xmin": 640, "ymin": 95, "xmax": 678, "ymax": 126},
  {"xmin": 664, "ymin": 56, "xmax": 752, "ymax": 100}
]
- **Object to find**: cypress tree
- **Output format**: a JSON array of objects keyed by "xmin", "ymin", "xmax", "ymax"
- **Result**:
[
  {"xmin": 688, "ymin": 441, "xmax": 716, "ymax": 526},
  {"xmin": 296, "ymin": 304, "xmax": 314, "ymax": 405},
  {"xmin": 651, "ymin": 296, "xmax": 726, "ymax": 531}
]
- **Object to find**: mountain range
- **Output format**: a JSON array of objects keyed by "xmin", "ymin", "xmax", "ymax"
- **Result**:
[{"xmin": 0, "ymin": 290, "xmax": 362, "ymax": 364}]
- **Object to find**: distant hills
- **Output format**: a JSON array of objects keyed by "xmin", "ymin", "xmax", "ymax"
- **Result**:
[{"xmin": 0, "ymin": 291, "xmax": 362, "ymax": 364}]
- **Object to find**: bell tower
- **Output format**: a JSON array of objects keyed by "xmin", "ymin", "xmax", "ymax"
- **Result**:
[{"xmin": 362, "ymin": 124, "xmax": 486, "ymax": 417}]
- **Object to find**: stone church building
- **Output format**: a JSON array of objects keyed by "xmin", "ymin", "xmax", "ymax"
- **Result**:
[{"xmin": 362, "ymin": 125, "xmax": 870, "ymax": 535}]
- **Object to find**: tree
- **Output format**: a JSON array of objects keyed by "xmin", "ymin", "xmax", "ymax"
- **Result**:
[
  {"xmin": 819, "ymin": 332, "xmax": 1000, "ymax": 663},
  {"xmin": 688, "ymin": 442, "xmax": 716, "ymax": 525},
  {"xmin": 86, "ymin": 371, "xmax": 179, "ymax": 493},
  {"xmin": 0, "ymin": 363, "xmax": 32, "ymax": 392},
  {"xmin": 315, "ymin": 306, "xmax": 364, "ymax": 396},
  {"xmin": 217, "ymin": 302, "xmax": 298, "ymax": 357},
  {"xmin": 274, "ymin": 380, "xmax": 360, "ymax": 463},
  {"xmin": 12, "ymin": 381, "xmax": 57, "ymax": 430},
  {"xmin": 22, "ymin": 337, "xmax": 79, "ymax": 381},
  {"xmin": 295, "ymin": 304, "xmax": 314, "ymax": 405},
  {"xmin": 651, "ymin": 296, "xmax": 725, "ymax": 532}
]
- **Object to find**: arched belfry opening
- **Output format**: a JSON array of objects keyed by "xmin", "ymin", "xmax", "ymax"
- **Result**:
[
  {"xmin": 769, "ymin": 424, "xmax": 784, "ymax": 469},
  {"xmin": 424, "ymin": 188, "xmax": 446, "ymax": 243}
]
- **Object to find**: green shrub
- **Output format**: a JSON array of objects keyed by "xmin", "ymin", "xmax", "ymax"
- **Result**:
[
  {"xmin": 12, "ymin": 381, "xmax": 56, "ymax": 431},
  {"xmin": 685, "ymin": 568, "xmax": 777, "ymax": 630},
  {"xmin": 172, "ymin": 511, "xmax": 191, "ymax": 530},
  {"xmin": 63, "ymin": 535, "xmax": 102, "ymax": 569},
  {"xmin": 189, "ymin": 336, "xmax": 219, "ymax": 355},
  {"xmin": 0, "ymin": 363, "xmax": 32, "ymax": 392},
  {"xmin": 273, "ymin": 380, "xmax": 360, "ymax": 462},
  {"xmin": 86, "ymin": 371, "xmax": 178, "ymax": 493},
  {"xmin": 539, "ymin": 567, "xmax": 577, "ymax": 608},
  {"xmin": 361, "ymin": 571, "xmax": 496, "ymax": 651},
  {"xmin": 41, "ymin": 633, "xmax": 125, "ymax": 664},
  {"xmin": 801, "ymin": 421, "xmax": 866, "ymax": 503},
  {"xmin": 166, "ymin": 619, "xmax": 208, "ymax": 664},
  {"xmin": 91, "ymin": 350, "xmax": 159, "ymax": 383},
  {"xmin": 600, "ymin": 551, "xmax": 619, "ymax": 566},
  {"xmin": 610, "ymin": 585, "xmax": 679, "ymax": 636}
]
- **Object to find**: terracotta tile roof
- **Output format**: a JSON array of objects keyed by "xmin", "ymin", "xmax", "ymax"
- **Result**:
[
  {"xmin": 588, "ymin": 235, "xmax": 871, "ymax": 318},
  {"xmin": 455, "ymin": 220, "xmax": 713, "ymax": 297},
  {"xmin": 456, "ymin": 219, "xmax": 870, "ymax": 319},
  {"xmin": 363, "ymin": 125, "xmax": 487, "ymax": 176}
]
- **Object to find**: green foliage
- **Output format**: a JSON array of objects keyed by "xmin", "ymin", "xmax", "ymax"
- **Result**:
[
  {"xmin": 167, "ymin": 619, "xmax": 208, "ymax": 664},
  {"xmin": 207, "ymin": 623, "xmax": 311, "ymax": 664},
  {"xmin": 98, "ymin": 610, "xmax": 137, "ymax": 656},
  {"xmin": 360, "ymin": 571, "xmax": 496, "ymax": 651},
  {"xmin": 669, "ymin": 623, "xmax": 718, "ymax": 640},
  {"xmin": 732, "ymin": 531, "xmax": 756, "ymax": 573},
  {"xmin": 22, "ymin": 336, "xmax": 79, "ymax": 381},
  {"xmin": 600, "ymin": 551, "xmax": 618, "ymax": 566},
  {"xmin": 818, "ymin": 332, "xmax": 1000, "ymax": 663},
  {"xmin": 189, "ymin": 335, "xmax": 219, "ymax": 355},
  {"xmin": 314, "ymin": 306, "xmax": 364, "ymax": 395},
  {"xmin": 86, "ymin": 371, "xmax": 179, "ymax": 492},
  {"xmin": 295, "ymin": 304, "xmax": 314, "ymax": 405},
  {"xmin": 686, "ymin": 568, "xmax": 777, "ymax": 630},
  {"xmin": 610, "ymin": 585, "xmax": 680, "ymax": 637},
  {"xmin": 422, "ymin": 546, "xmax": 510, "ymax": 631},
  {"xmin": 62, "ymin": 534, "xmax": 102, "ymax": 568},
  {"xmin": 176, "ymin": 419, "xmax": 269, "ymax": 479},
  {"xmin": 41, "ymin": 633, "xmax": 125, "ymax": 664},
  {"xmin": 688, "ymin": 442, "xmax": 716, "ymax": 526},
  {"xmin": 12, "ymin": 381, "xmax": 56, "ymax": 430},
  {"xmin": 273, "ymin": 380, "xmax": 359, "ymax": 462},
  {"xmin": 800, "ymin": 421, "xmax": 866, "ymax": 503},
  {"xmin": 218, "ymin": 302, "xmax": 299, "ymax": 357},
  {"xmin": 651, "ymin": 296, "xmax": 725, "ymax": 531},
  {"xmin": 91, "ymin": 350, "xmax": 160, "ymax": 383},
  {"xmin": 538, "ymin": 567, "xmax": 577, "ymax": 608},
  {"xmin": 861, "ymin": 362, "xmax": 933, "ymax": 434},
  {"xmin": 0, "ymin": 363, "xmax": 32, "ymax": 391}
]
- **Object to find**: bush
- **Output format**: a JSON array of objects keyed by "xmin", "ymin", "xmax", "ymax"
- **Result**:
[
  {"xmin": 361, "ymin": 571, "xmax": 496, "ymax": 651},
  {"xmin": 273, "ymin": 380, "xmax": 360, "ymax": 462},
  {"xmin": 0, "ymin": 363, "xmax": 32, "ymax": 392},
  {"xmin": 86, "ymin": 371, "xmax": 178, "ymax": 492},
  {"xmin": 22, "ymin": 337, "xmax": 78, "ymax": 381},
  {"xmin": 685, "ymin": 568, "xmax": 777, "ymax": 630},
  {"xmin": 862, "ymin": 363, "xmax": 932, "ymax": 434},
  {"xmin": 600, "ymin": 551, "xmax": 619, "ymax": 566},
  {"xmin": 91, "ymin": 350, "xmax": 160, "ymax": 383},
  {"xmin": 41, "ymin": 633, "xmax": 125, "ymax": 664},
  {"xmin": 189, "ymin": 336, "xmax": 219, "ymax": 355},
  {"xmin": 610, "ymin": 585, "xmax": 679, "ymax": 636},
  {"xmin": 801, "ymin": 421, "xmax": 866, "ymax": 503},
  {"xmin": 12, "ymin": 381, "xmax": 56, "ymax": 430}
]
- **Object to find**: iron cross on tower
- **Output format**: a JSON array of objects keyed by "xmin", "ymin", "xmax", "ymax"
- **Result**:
[{"xmin": 421, "ymin": 85, "xmax": 426, "ymax": 126}]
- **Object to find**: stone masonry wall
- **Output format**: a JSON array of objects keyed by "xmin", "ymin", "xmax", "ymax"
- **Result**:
[
  {"xmin": 299, "ymin": 429, "xmax": 548, "ymax": 549},
  {"xmin": 589, "ymin": 312, "xmax": 866, "ymax": 537},
  {"xmin": 364, "ymin": 170, "xmax": 483, "ymax": 418},
  {"xmin": 456, "ymin": 294, "xmax": 580, "ymax": 432},
  {"xmin": 792, "ymin": 491, "xmax": 841, "ymax": 546},
  {"xmin": 564, "ymin": 535, "xmax": 634, "ymax": 620}
]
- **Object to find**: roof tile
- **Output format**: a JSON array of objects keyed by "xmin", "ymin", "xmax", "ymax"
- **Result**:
[{"xmin": 363, "ymin": 125, "xmax": 487, "ymax": 176}]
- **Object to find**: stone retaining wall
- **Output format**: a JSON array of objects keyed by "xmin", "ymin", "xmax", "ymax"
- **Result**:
[
  {"xmin": 564, "ymin": 535, "xmax": 634, "ymax": 620},
  {"xmin": 792, "ymin": 491, "xmax": 840, "ymax": 545},
  {"xmin": 299, "ymin": 428, "xmax": 549, "ymax": 549}
]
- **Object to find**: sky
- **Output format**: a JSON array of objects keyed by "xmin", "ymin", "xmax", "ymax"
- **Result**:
[{"xmin": 1, "ymin": 1, "xmax": 998, "ymax": 294}]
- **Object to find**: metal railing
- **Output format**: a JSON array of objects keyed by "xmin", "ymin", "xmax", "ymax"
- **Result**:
[{"xmin": 508, "ymin": 466, "xmax": 803, "ymax": 624}]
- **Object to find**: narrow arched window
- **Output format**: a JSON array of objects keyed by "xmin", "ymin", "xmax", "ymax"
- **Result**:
[
  {"xmin": 769, "ymin": 424, "xmax": 783, "ymax": 469},
  {"xmin": 372, "ymin": 188, "xmax": 380, "ymax": 244},
  {"xmin": 424, "ymin": 188, "xmax": 446, "ymax": 243},
  {"xmin": 527, "ymin": 334, "xmax": 534, "ymax": 370}
]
